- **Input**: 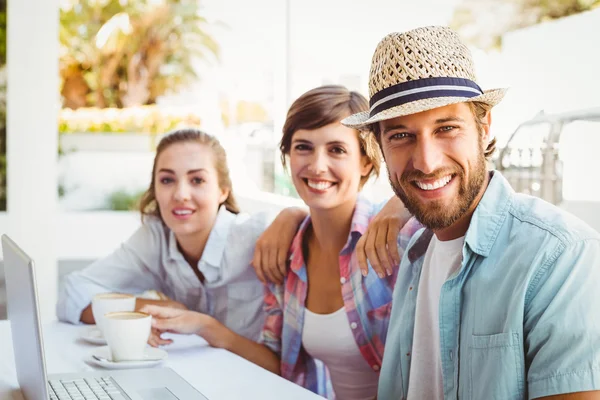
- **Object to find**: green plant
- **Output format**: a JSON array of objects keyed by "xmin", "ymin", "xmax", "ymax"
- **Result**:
[
  {"xmin": 105, "ymin": 188, "xmax": 146, "ymax": 211},
  {"xmin": 60, "ymin": 0, "xmax": 219, "ymax": 109},
  {"xmin": 58, "ymin": 105, "xmax": 201, "ymax": 134}
]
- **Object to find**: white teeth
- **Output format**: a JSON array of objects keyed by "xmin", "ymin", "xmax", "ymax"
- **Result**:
[
  {"xmin": 415, "ymin": 175, "xmax": 452, "ymax": 191},
  {"xmin": 174, "ymin": 209, "xmax": 193, "ymax": 215},
  {"xmin": 307, "ymin": 180, "xmax": 334, "ymax": 191}
]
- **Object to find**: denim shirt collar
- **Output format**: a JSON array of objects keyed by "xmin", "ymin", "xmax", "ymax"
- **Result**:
[{"xmin": 408, "ymin": 171, "xmax": 514, "ymax": 263}]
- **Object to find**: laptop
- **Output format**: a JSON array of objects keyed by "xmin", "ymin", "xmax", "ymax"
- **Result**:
[{"xmin": 2, "ymin": 234, "xmax": 209, "ymax": 400}]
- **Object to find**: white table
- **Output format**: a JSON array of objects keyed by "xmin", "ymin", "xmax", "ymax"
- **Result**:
[{"xmin": 0, "ymin": 321, "xmax": 321, "ymax": 400}]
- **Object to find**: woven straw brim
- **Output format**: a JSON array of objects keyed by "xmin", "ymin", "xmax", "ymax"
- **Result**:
[{"xmin": 342, "ymin": 88, "xmax": 507, "ymax": 130}]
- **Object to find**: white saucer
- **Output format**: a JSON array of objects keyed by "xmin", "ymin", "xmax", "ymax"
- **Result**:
[
  {"xmin": 80, "ymin": 326, "xmax": 106, "ymax": 345},
  {"xmin": 88, "ymin": 346, "xmax": 168, "ymax": 369}
]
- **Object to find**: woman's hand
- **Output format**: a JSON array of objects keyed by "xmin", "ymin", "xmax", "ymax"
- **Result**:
[
  {"xmin": 356, "ymin": 196, "xmax": 412, "ymax": 278},
  {"xmin": 141, "ymin": 305, "xmax": 230, "ymax": 349},
  {"xmin": 252, "ymin": 207, "xmax": 307, "ymax": 284}
]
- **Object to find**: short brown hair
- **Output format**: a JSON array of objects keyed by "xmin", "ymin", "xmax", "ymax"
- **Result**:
[
  {"xmin": 280, "ymin": 85, "xmax": 381, "ymax": 187},
  {"xmin": 468, "ymin": 102, "xmax": 496, "ymax": 159},
  {"xmin": 139, "ymin": 128, "xmax": 239, "ymax": 222},
  {"xmin": 370, "ymin": 101, "xmax": 497, "ymax": 160}
]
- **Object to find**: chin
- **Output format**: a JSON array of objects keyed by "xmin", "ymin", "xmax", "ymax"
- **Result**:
[
  {"xmin": 165, "ymin": 220, "xmax": 195, "ymax": 234},
  {"xmin": 307, "ymin": 197, "xmax": 348, "ymax": 211}
]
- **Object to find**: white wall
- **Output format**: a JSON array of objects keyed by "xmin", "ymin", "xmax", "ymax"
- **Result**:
[
  {"xmin": 496, "ymin": 9, "xmax": 600, "ymax": 141},
  {"xmin": 287, "ymin": 0, "xmax": 459, "ymax": 99}
]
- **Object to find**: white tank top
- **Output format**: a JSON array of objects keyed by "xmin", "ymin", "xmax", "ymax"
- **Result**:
[{"xmin": 302, "ymin": 307, "xmax": 379, "ymax": 400}]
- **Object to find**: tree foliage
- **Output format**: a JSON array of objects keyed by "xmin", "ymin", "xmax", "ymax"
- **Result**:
[
  {"xmin": 60, "ymin": 0, "xmax": 219, "ymax": 109},
  {"xmin": 451, "ymin": 0, "xmax": 600, "ymax": 49}
]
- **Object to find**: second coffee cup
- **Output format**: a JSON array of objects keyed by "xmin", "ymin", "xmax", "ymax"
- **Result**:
[{"xmin": 103, "ymin": 311, "xmax": 152, "ymax": 362}]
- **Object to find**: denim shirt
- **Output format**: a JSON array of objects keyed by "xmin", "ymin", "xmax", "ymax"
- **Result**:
[{"xmin": 379, "ymin": 171, "xmax": 600, "ymax": 400}]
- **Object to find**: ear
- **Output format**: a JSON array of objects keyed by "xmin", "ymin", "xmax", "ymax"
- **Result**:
[
  {"xmin": 219, "ymin": 187, "xmax": 230, "ymax": 205},
  {"xmin": 481, "ymin": 110, "xmax": 493, "ymax": 148},
  {"xmin": 360, "ymin": 154, "xmax": 373, "ymax": 178}
]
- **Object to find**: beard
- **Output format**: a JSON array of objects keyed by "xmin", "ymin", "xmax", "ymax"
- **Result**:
[{"xmin": 389, "ymin": 151, "xmax": 487, "ymax": 231}]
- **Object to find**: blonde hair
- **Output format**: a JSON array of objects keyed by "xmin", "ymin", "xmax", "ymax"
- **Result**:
[
  {"xmin": 139, "ymin": 128, "xmax": 239, "ymax": 222},
  {"xmin": 280, "ymin": 85, "xmax": 380, "ymax": 188}
]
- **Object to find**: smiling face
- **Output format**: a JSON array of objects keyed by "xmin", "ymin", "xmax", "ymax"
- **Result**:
[
  {"xmin": 289, "ymin": 122, "xmax": 372, "ymax": 211},
  {"xmin": 378, "ymin": 103, "xmax": 491, "ymax": 233},
  {"xmin": 154, "ymin": 142, "xmax": 228, "ymax": 239}
]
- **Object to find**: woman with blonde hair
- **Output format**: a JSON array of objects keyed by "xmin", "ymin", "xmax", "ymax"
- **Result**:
[{"xmin": 57, "ymin": 128, "xmax": 306, "ymax": 340}]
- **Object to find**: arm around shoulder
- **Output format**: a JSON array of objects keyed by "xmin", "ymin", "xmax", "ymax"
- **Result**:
[{"xmin": 252, "ymin": 207, "xmax": 307, "ymax": 284}]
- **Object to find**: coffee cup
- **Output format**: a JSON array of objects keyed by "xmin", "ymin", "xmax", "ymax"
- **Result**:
[
  {"xmin": 103, "ymin": 311, "xmax": 152, "ymax": 362},
  {"xmin": 91, "ymin": 293, "xmax": 136, "ymax": 334}
]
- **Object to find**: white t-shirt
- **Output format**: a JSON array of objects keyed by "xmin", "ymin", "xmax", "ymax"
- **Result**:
[
  {"xmin": 302, "ymin": 307, "xmax": 380, "ymax": 400},
  {"xmin": 407, "ymin": 234, "xmax": 464, "ymax": 400}
]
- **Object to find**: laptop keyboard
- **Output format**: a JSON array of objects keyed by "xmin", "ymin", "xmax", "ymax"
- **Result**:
[{"xmin": 49, "ymin": 377, "xmax": 128, "ymax": 400}]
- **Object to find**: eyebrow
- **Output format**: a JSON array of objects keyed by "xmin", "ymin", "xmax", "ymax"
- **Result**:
[
  {"xmin": 157, "ymin": 168, "xmax": 208, "ymax": 174},
  {"xmin": 292, "ymin": 138, "xmax": 350, "ymax": 146},
  {"xmin": 382, "ymin": 124, "xmax": 408, "ymax": 135},
  {"xmin": 434, "ymin": 116, "xmax": 466, "ymax": 124},
  {"xmin": 382, "ymin": 116, "xmax": 467, "ymax": 135}
]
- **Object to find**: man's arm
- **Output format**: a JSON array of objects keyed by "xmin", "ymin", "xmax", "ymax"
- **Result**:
[
  {"xmin": 525, "ymin": 238, "xmax": 600, "ymax": 398},
  {"xmin": 356, "ymin": 196, "xmax": 421, "ymax": 277}
]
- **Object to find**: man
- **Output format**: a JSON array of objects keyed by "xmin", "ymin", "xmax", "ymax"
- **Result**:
[{"xmin": 343, "ymin": 26, "xmax": 600, "ymax": 399}]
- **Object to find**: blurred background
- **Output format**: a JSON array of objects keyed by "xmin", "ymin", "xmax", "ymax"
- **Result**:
[{"xmin": 0, "ymin": 0, "xmax": 599, "ymax": 319}]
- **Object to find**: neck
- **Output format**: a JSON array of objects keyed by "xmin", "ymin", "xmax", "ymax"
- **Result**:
[
  {"xmin": 174, "ymin": 225, "xmax": 213, "ymax": 268},
  {"xmin": 307, "ymin": 196, "xmax": 357, "ymax": 254},
  {"xmin": 434, "ymin": 172, "xmax": 491, "ymax": 241}
]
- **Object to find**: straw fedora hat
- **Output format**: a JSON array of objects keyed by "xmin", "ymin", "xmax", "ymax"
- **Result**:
[{"xmin": 342, "ymin": 26, "xmax": 507, "ymax": 130}]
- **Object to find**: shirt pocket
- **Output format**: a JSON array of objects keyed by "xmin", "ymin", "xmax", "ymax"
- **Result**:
[{"xmin": 469, "ymin": 332, "xmax": 524, "ymax": 400}]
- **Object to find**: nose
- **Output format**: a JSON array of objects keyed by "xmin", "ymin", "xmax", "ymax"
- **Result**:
[
  {"xmin": 307, "ymin": 149, "xmax": 328, "ymax": 175},
  {"xmin": 411, "ymin": 135, "xmax": 443, "ymax": 175},
  {"xmin": 173, "ymin": 181, "xmax": 191, "ymax": 201}
]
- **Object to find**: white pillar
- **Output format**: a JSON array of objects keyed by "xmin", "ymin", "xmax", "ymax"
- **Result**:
[{"xmin": 6, "ymin": 0, "xmax": 59, "ymax": 321}]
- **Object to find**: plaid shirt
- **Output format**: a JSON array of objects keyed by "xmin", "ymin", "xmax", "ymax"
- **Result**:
[{"xmin": 260, "ymin": 196, "xmax": 422, "ymax": 398}]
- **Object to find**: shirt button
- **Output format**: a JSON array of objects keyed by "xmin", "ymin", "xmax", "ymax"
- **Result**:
[
  {"xmin": 350, "ymin": 322, "xmax": 358, "ymax": 330},
  {"xmin": 372, "ymin": 365, "xmax": 380, "ymax": 371},
  {"xmin": 340, "ymin": 277, "xmax": 346, "ymax": 284}
]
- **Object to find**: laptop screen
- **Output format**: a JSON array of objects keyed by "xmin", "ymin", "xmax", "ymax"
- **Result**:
[{"xmin": 2, "ymin": 234, "xmax": 50, "ymax": 400}]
